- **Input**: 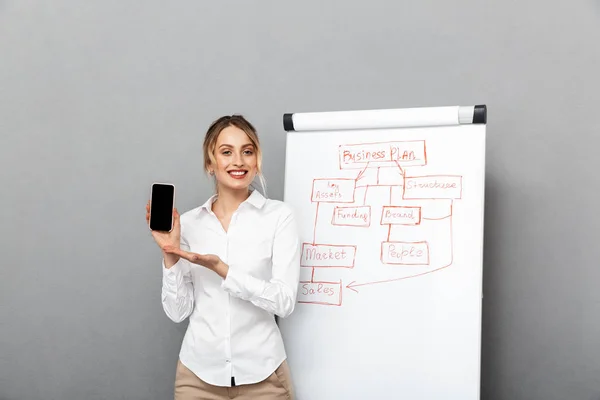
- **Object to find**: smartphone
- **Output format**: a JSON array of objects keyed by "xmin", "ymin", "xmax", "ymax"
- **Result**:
[{"xmin": 149, "ymin": 183, "xmax": 175, "ymax": 231}]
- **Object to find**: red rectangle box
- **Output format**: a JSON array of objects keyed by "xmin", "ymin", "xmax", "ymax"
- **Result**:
[
  {"xmin": 338, "ymin": 140, "xmax": 427, "ymax": 169},
  {"xmin": 297, "ymin": 281, "xmax": 342, "ymax": 306},
  {"xmin": 381, "ymin": 241, "xmax": 430, "ymax": 265},
  {"xmin": 301, "ymin": 243, "xmax": 356, "ymax": 268},
  {"xmin": 311, "ymin": 179, "xmax": 355, "ymax": 203},
  {"xmin": 402, "ymin": 175, "xmax": 462, "ymax": 199},
  {"xmin": 332, "ymin": 206, "xmax": 371, "ymax": 227},
  {"xmin": 380, "ymin": 206, "xmax": 421, "ymax": 225}
]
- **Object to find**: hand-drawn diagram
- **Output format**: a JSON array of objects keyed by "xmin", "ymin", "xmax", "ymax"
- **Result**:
[{"xmin": 297, "ymin": 140, "xmax": 462, "ymax": 306}]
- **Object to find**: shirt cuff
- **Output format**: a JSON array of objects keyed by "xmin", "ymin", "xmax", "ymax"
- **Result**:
[{"xmin": 221, "ymin": 268, "xmax": 265, "ymax": 300}]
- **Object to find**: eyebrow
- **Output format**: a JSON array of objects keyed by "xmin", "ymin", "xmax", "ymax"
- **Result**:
[{"xmin": 218, "ymin": 143, "xmax": 255, "ymax": 149}]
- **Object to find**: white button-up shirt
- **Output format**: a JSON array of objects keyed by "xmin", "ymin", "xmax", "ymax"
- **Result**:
[{"xmin": 161, "ymin": 190, "xmax": 301, "ymax": 387}]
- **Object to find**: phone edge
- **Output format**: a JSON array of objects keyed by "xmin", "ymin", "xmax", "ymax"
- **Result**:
[{"xmin": 149, "ymin": 182, "xmax": 175, "ymax": 232}]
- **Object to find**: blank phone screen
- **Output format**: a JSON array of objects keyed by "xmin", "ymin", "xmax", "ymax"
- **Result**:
[{"xmin": 150, "ymin": 184, "xmax": 174, "ymax": 231}]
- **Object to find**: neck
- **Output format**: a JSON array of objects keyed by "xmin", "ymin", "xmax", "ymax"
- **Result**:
[{"xmin": 212, "ymin": 186, "xmax": 251, "ymax": 216}]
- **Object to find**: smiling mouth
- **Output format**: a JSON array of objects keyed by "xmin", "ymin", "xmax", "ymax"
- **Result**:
[{"xmin": 228, "ymin": 170, "xmax": 248, "ymax": 179}]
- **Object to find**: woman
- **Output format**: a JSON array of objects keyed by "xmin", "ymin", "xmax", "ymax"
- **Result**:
[{"xmin": 145, "ymin": 115, "xmax": 301, "ymax": 399}]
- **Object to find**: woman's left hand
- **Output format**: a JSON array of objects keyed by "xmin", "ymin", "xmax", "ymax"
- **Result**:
[{"xmin": 163, "ymin": 246, "xmax": 229, "ymax": 278}]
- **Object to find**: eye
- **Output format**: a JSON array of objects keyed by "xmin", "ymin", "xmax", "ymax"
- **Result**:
[
  {"xmin": 243, "ymin": 149, "xmax": 254, "ymax": 155},
  {"xmin": 222, "ymin": 150, "xmax": 232, "ymax": 155}
]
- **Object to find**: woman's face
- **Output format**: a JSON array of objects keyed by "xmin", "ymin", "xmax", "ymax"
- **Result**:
[{"xmin": 210, "ymin": 125, "xmax": 258, "ymax": 193}]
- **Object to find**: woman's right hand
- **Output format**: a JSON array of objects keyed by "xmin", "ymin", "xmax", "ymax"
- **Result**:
[{"xmin": 146, "ymin": 201, "xmax": 182, "ymax": 266}]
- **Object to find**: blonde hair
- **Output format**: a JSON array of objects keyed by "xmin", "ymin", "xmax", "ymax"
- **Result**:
[{"xmin": 203, "ymin": 114, "xmax": 267, "ymax": 196}]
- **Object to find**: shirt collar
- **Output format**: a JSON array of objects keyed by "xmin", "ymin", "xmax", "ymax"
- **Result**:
[
  {"xmin": 199, "ymin": 190, "xmax": 266, "ymax": 214},
  {"xmin": 199, "ymin": 194, "xmax": 218, "ymax": 213},
  {"xmin": 244, "ymin": 189, "xmax": 267, "ymax": 209}
]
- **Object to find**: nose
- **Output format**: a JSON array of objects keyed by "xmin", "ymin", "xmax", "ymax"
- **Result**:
[{"xmin": 232, "ymin": 152, "xmax": 244, "ymax": 167}]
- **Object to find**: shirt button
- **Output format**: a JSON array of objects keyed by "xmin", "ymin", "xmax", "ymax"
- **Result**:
[{"xmin": 226, "ymin": 359, "xmax": 230, "ymax": 363}]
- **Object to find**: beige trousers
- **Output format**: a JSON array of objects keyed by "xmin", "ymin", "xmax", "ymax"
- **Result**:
[{"xmin": 174, "ymin": 359, "xmax": 295, "ymax": 400}]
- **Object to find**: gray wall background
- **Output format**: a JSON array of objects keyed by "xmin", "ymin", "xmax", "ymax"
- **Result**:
[{"xmin": 1, "ymin": 1, "xmax": 599, "ymax": 399}]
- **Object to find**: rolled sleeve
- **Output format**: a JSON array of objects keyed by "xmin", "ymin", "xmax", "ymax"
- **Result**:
[
  {"xmin": 221, "ymin": 268, "xmax": 265, "ymax": 300},
  {"xmin": 161, "ymin": 236, "xmax": 195, "ymax": 323}
]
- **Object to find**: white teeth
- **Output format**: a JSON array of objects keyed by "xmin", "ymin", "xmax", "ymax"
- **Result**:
[{"xmin": 229, "ymin": 171, "xmax": 246, "ymax": 176}]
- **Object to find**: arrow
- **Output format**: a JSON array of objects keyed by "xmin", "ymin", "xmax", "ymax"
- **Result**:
[
  {"xmin": 355, "ymin": 162, "xmax": 370, "ymax": 182},
  {"xmin": 394, "ymin": 160, "xmax": 405, "ymax": 176},
  {"xmin": 346, "ymin": 281, "xmax": 359, "ymax": 293},
  {"xmin": 345, "ymin": 265, "xmax": 451, "ymax": 293}
]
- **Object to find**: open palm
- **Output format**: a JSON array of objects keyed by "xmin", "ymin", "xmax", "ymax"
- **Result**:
[{"xmin": 162, "ymin": 246, "xmax": 222, "ymax": 270}]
